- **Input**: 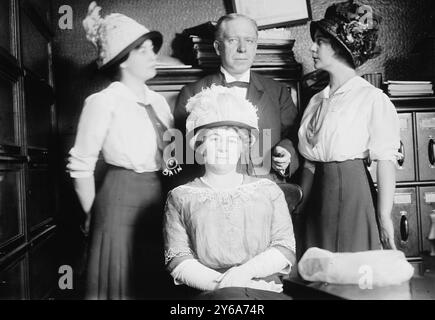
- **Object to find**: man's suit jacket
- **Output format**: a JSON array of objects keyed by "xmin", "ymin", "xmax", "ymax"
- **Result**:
[{"xmin": 173, "ymin": 71, "xmax": 299, "ymax": 185}]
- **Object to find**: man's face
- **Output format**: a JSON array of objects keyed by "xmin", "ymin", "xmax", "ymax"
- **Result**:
[{"xmin": 214, "ymin": 18, "xmax": 258, "ymax": 77}]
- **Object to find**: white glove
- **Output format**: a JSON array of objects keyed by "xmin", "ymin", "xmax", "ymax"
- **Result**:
[
  {"xmin": 241, "ymin": 247, "xmax": 292, "ymax": 279},
  {"xmin": 216, "ymin": 266, "xmax": 253, "ymax": 289},
  {"xmin": 215, "ymin": 267, "xmax": 284, "ymax": 293},
  {"xmin": 170, "ymin": 259, "xmax": 222, "ymax": 291}
]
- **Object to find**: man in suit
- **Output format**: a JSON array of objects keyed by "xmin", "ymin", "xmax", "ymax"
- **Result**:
[{"xmin": 173, "ymin": 13, "xmax": 299, "ymax": 184}]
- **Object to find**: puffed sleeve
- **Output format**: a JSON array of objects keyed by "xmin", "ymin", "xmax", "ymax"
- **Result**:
[
  {"xmin": 269, "ymin": 183, "xmax": 296, "ymax": 254},
  {"xmin": 163, "ymin": 190, "xmax": 194, "ymax": 266},
  {"xmin": 368, "ymin": 91, "xmax": 401, "ymax": 162},
  {"xmin": 67, "ymin": 92, "xmax": 113, "ymax": 178}
]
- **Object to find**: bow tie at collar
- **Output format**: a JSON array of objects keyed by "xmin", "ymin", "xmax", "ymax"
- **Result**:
[{"xmin": 225, "ymin": 81, "xmax": 249, "ymax": 88}]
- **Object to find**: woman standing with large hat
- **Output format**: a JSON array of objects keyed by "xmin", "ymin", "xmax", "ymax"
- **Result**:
[
  {"xmin": 67, "ymin": 2, "xmax": 173, "ymax": 299},
  {"xmin": 298, "ymin": 0, "xmax": 400, "ymax": 254}
]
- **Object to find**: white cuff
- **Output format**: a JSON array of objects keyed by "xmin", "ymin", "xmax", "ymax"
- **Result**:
[
  {"xmin": 67, "ymin": 149, "xmax": 97, "ymax": 178},
  {"xmin": 69, "ymin": 170, "xmax": 94, "ymax": 178}
]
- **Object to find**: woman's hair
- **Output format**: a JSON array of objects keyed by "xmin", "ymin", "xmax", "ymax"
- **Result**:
[
  {"xmin": 317, "ymin": 29, "xmax": 356, "ymax": 69},
  {"xmin": 100, "ymin": 54, "xmax": 129, "ymax": 81}
]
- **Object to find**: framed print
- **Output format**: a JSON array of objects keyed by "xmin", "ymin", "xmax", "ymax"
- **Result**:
[{"xmin": 231, "ymin": 0, "xmax": 311, "ymax": 29}]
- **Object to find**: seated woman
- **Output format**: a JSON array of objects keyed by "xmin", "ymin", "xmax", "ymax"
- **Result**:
[{"xmin": 163, "ymin": 85, "xmax": 296, "ymax": 300}]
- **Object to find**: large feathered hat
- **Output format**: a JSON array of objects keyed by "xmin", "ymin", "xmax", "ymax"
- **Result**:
[
  {"xmin": 82, "ymin": 1, "xmax": 163, "ymax": 69},
  {"xmin": 310, "ymin": 0, "xmax": 381, "ymax": 67},
  {"xmin": 185, "ymin": 85, "xmax": 259, "ymax": 149}
]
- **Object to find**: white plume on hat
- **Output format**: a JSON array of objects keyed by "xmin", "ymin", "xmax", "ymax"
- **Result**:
[
  {"xmin": 82, "ymin": 1, "xmax": 161, "ymax": 69},
  {"xmin": 186, "ymin": 85, "xmax": 259, "ymax": 148}
]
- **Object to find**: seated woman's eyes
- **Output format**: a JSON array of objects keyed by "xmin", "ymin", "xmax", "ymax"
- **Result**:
[{"xmin": 208, "ymin": 136, "xmax": 219, "ymax": 142}]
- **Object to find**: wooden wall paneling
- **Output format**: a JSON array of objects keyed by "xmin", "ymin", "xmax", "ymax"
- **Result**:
[
  {"xmin": 0, "ymin": 76, "xmax": 16, "ymax": 147},
  {"xmin": 0, "ymin": 255, "xmax": 26, "ymax": 300},
  {"xmin": 19, "ymin": 7, "xmax": 50, "ymax": 82},
  {"xmin": 28, "ymin": 231, "xmax": 57, "ymax": 299},
  {"xmin": 24, "ymin": 74, "xmax": 54, "ymax": 149},
  {"xmin": 0, "ymin": 0, "xmax": 12, "ymax": 54},
  {"xmin": 27, "ymin": 162, "xmax": 51, "ymax": 232},
  {"xmin": 0, "ymin": 162, "xmax": 25, "ymax": 248},
  {"xmin": 0, "ymin": 0, "xmax": 59, "ymax": 299}
]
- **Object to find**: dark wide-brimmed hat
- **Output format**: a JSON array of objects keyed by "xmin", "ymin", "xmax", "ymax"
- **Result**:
[
  {"xmin": 310, "ymin": 0, "xmax": 381, "ymax": 67},
  {"xmin": 83, "ymin": 1, "xmax": 163, "ymax": 70}
]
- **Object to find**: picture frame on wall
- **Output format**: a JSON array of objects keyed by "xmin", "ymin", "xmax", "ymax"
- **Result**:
[{"xmin": 231, "ymin": 0, "xmax": 311, "ymax": 29}]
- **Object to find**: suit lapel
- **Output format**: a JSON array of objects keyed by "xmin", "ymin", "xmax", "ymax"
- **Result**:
[
  {"xmin": 247, "ymin": 71, "xmax": 265, "ymax": 106},
  {"xmin": 209, "ymin": 72, "xmax": 225, "ymax": 87}
]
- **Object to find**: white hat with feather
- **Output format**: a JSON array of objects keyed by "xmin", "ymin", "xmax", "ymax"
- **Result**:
[
  {"xmin": 186, "ymin": 85, "xmax": 259, "ymax": 149},
  {"xmin": 82, "ymin": 1, "xmax": 162, "ymax": 69}
]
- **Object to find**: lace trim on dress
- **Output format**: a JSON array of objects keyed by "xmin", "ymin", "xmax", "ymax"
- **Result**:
[
  {"xmin": 164, "ymin": 248, "xmax": 194, "ymax": 265},
  {"xmin": 173, "ymin": 177, "xmax": 275, "ymax": 194},
  {"xmin": 171, "ymin": 179, "xmax": 280, "ymax": 217}
]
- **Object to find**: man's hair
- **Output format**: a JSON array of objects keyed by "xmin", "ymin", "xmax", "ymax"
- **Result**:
[{"xmin": 214, "ymin": 13, "xmax": 258, "ymax": 41}]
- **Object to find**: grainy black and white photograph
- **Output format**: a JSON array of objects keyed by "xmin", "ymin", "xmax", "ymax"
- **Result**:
[{"xmin": 0, "ymin": 0, "xmax": 435, "ymax": 308}]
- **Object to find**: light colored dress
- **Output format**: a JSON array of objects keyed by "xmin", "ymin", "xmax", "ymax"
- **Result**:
[{"xmin": 164, "ymin": 175, "xmax": 296, "ymax": 271}]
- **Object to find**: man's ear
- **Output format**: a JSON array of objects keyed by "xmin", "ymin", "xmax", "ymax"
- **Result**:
[{"xmin": 213, "ymin": 40, "xmax": 221, "ymax": 56}]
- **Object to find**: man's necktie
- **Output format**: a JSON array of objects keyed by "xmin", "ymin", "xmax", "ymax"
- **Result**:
[{"xmin": 225, "ymin": 81, "xmax": 249, "ymax": 89}]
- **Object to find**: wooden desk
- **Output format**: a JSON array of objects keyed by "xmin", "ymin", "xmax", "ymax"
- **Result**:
[{"xmin": 283, "ymin": 270, "xmax": 435, "ymax": 300}]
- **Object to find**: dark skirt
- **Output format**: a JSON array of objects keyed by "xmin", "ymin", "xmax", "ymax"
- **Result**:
[
  {"xmin": 302, "ymin": 159, "xmax": 382, "ymax": 254},
  {"xmin": 85, "ymin": 165, "xmax": 168, "ymax": 300}
]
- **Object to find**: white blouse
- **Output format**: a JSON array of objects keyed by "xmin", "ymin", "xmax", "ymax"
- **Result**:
[
  {"xmin": 298, "ymin": 76, "xmax": 400, "ymax": 168},
  {"xmin": 67, "ymin": 81, "xmax": 173, "ymax": 178}
]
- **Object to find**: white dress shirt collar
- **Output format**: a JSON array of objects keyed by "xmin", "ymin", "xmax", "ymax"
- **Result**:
[{"xmin": 220, "ymin": 66, "xmax": 251, "ymax": 83}]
